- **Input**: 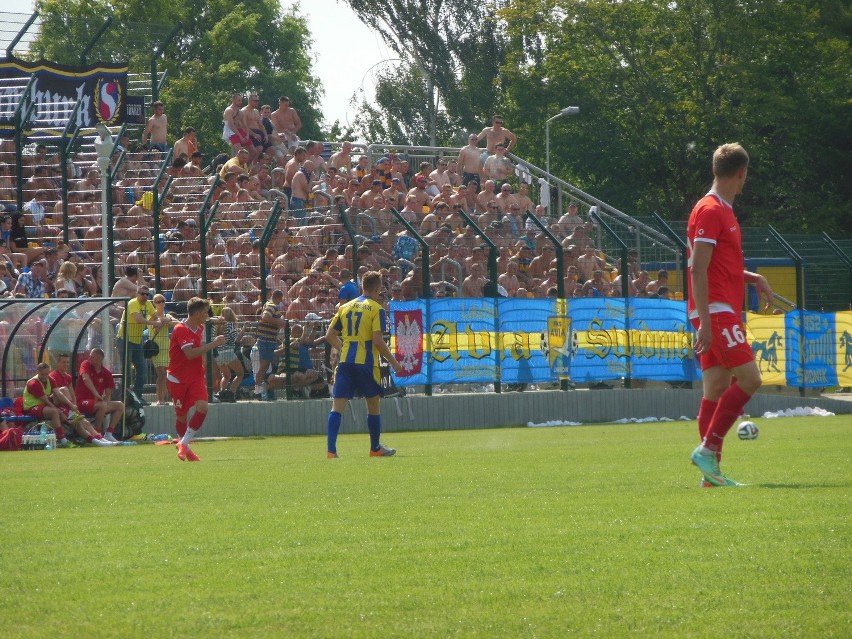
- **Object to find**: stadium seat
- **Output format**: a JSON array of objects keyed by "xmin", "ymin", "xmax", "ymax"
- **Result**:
[{"xmin": 0, "ymin": 397, "xmax": 38, "ymax": 424}]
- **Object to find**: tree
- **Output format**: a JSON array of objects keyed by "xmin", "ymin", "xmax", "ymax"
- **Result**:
[
  {"xmin": 500, "ymin": 0, "xmax": 851, "ymax": 234},
  {"xmin": 29, "ymin": 0, "xmax": 324, "ymax": 155},
  {"xmin": 343, "ymin": 0, "xmax": 508, "ymax": 146}
]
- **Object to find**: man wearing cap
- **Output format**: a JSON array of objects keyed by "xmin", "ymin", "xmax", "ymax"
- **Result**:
[
  {"xmin": 116, "ymin": 285, "xmax": 160, "ymax": 402},
  {"xmin": 173, "ymin": 127, "xmax": 198, "ymax": 160},
  {"xmin": 558, "ymin": 202, "xmax": 584, "ymax": 233}
]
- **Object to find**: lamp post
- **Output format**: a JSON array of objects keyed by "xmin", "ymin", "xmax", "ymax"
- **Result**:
[
  {"xmin": 545, "ymin": 106, "xmax": 580, "ymax": 178},
  {"xmin": 94, "ymin": 123, "xmax": 115, "ymax": 365}
]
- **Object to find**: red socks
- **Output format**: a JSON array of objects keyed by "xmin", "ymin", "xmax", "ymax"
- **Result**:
[
  {"xmin": 704, "ymin": 383, "xmax": 752, "ymax": 452},
  {"xmin": 175, "ymin": 419, "xmax": 187, "ymax": 438},
  {"xmin": 188, "ymin": 410, "xmax": 206, "ymax": 432},
  {"xmin": 697, "ymin": 398, "xmax": 717, "ymax": 441}
]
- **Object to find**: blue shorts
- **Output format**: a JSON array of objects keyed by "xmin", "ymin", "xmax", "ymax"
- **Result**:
[
  {"xmin": 257, "ymin": 340, "xmax": 276, "ymax": 362},
  {"xmin": 290, "ymin": 197, "xmax": 306, "ymax": 218},
  {"xmin": 333, "ymin": 362, "xmax": 383, "ymax": 399}
]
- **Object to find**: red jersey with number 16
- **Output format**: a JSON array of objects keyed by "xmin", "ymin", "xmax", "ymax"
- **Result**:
[
  {"xmin": 167, "ymin": 320, "xmax": 204, "ymax": 384},
  {"xmin": 687, "ymin": 193, "xmax": 745, "ymax": 317}
]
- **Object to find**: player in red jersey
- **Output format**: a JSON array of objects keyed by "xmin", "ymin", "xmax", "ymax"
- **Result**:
[
  {"xmin": 687, "ymin": 143, "xmax": 773, "ymax": 487},
  {"xmin": 48, "ymin": 354, "xmax": 116, "ymax": 446},
  {"xmin": 167, "ymin": 297, "xmax": 225, "ymax": 461},
  {"xmin": 75, "ymin": 348, "xmax": 125, "ymax": 441}
]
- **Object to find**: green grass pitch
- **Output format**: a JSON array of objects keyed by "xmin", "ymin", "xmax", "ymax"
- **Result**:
[{"xmin": 1, "ymin": 416, "xmax": 848, "ymax": 638}]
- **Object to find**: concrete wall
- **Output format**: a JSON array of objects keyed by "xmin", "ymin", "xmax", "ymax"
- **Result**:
[{"xmin": 141, "ymin": 389, "xmax": 851, "ymax": 437}]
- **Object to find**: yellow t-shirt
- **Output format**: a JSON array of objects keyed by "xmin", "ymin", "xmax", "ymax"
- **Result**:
[{"xmin": 116, "ymin": 298, "xmax": 156, "ymax": 344}]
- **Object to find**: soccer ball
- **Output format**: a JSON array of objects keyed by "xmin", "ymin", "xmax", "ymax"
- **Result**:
[{"xmin": 737, "ymin": 420, "xmax": 759, "ymax": 440}]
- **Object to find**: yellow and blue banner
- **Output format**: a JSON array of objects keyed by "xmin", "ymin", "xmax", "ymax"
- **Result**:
[{"xmin": 389, "ymin": 300, "xmax": 851, "ymax": 388}]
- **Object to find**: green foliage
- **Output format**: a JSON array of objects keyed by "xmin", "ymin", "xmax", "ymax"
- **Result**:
[
  {"xmin": 0, "ymin": 417, "xmax": 848, "ymax": 637},
  {"xmin": 500, "ymin": 0, "xmax": 851, "ymax": 234},
  {"xmin": 343, "ymin": 0, "xmax": 508, "ymax": 145},
  {"xmin": 29, "ymin": 0, "xmax": 324, "ymax": 155}
]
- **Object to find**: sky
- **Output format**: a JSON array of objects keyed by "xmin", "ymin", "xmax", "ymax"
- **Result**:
[{"xmin": 2, "ymin": 0, "xmax": 391, "ymax": 129}]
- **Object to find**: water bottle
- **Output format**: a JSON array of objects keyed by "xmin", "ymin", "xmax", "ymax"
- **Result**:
[
  {"xmin": 320, "ymin": 180, "xmax": 327, "ymax": 193},
  {"xmin": 39, "ymin": 423, "xmax": 47, "ymax": 449}
]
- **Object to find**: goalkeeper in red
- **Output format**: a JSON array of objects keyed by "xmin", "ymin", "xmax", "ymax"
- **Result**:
[
  {"xmin": 167, "ymin": 297, "xmax": 225, "ymax": 462},
  {"xmin": 325, "ymin": 271, "xmax": 403, "ymax": 458},
  {"xmin": 688, "ymin": 143, "xmax": 773, "ymax": 487}
]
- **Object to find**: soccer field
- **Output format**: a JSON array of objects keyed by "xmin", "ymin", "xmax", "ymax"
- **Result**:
[{"xmin": 1, "ymin": 416, "xmax": 849, "ymax": 639}]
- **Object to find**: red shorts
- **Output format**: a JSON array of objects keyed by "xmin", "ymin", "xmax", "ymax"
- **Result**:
[
  {"xmin": 228, "ymin": 128, "xmax": 249, "ymax": 145},
  {"xmin": 691, "ymin": 312, "xmax": 755, "ymax": 371},
  {"xmin": 24, "ymin": 405, "xmax": 74, "ymax": 420},
  {"xmin": 167, "ymin": 376, "xmax": 208, "ymax": 417},
  {"xmin": 78, "ymin": 399, "xmax": 98, "ymax": 414}
]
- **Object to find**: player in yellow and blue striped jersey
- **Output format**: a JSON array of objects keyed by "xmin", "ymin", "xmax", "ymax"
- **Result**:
[{"xmin": 325, "ymin": 271, "xmax": 403, "ymax": 458}]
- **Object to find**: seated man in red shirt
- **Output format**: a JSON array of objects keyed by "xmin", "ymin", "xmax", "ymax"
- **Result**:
[
  {"xmin": 0, "ymin": 416, "xmax": 24, "ymax": 451},
  {"xmin": 75, "ymin": 347, "xmax": 125, "ymax": 441},
  {"xmin": 48, "ymin": 354, "xmax": 117, "ymax": 446},
  {"xmin": 23, "ymin": 362, "xmax": 113, "ymax": 447}
]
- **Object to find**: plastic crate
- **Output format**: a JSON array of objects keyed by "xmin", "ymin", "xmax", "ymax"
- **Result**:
[{"xmin": 22, "ymin": 424, "xmax": 56, "ymax": 450}]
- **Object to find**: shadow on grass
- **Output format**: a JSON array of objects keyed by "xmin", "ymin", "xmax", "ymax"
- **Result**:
[{"xmin": 756, "ymin": 482, "xmax": 850, "ymax": 489}]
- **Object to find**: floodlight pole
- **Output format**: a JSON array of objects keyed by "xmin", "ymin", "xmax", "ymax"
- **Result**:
[
  {"xmin": 545, "ymin": 106, "xmax": 580, "ymax": 213},
  {"xmin": 94, "ymin": 125, "xmax": 116, "ymax": 366}
]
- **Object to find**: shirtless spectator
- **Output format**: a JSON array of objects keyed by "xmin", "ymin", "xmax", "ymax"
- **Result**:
[
  {"xmin": 290, "ymin": 159, "xmax": 313, "ymax": 218},
  {"xmin": 457, "ymin": 133, "xmax": 485, "ymax": 186},
  {"xmin": 577, "ymin": 245, "xmax": 605, "ymax": 283},
  {"xmin": 476, "ymin": 180, "xmax": 497, "ymax": 214},
  {"xmin": 515, "ymin": 183, "xmax": 534, "ymax": 214},
  {"xmin": 495, "ymin": 183, "xmax": 516, "ymax": 214},
  {"xmin": 407, "ymin": 175, "xmax": 432, "ymax": 211},
  {"xmin": 241, "ymin": 93, "xmax": 268, "ymax": 155},
  {"xmin": 382, "ymin": 177, "xmax": 406, "ymax": 209},
  {"xmin": 141, "ymin": 101, "xmax": 168, "ymax": 152},
  {"xmin": 159, "ymin": 234, "xmax": 191, "ymax": 290},
  {"xmin": 632, "ymin": 270, "xmax": 650, "ymax": 297},
  {"xmin": 482, "ymin": 143, "xmax": 514, "ymax": 182},
  {"xmin": 430, "ymin": 158, "xmax": 452, "ymax": 189},
  {"xmin": 286, "ymin": 284, "xmax": 317, "ymax": 320},
  {"xmin": 445, "ymin": 160, "xmax": 462, "ymax": 188},
  {"xmin": 645, "ymin": 269, "xmax": 669, "ymax": 295},
  {"xmin": 172, "ymin": 263, "xmax": 202, "ymax": 302},
  {"xmin": 173, "ymin": 127, "xmax": 198, "ymax": 160},
  {"xmin": 111, "ymin": 265, "xmax": 142, "ymax": 298},
  {"xmin": 330, "ymin": 141, "xmax": 352, "ymax": 172},
  {"xmin": 305, "ymin": 141, "xmax": 327, "ymax": 176},
  {"xmin": 479, "ymin": 200, "xmax": 501, "ymax": 228},
  {"xmin": 498, "ymin": 260, "xmax": 521, "ymax": 297},
  {"xmin": 477, "ymin": 115, "xmax": 518, "ymax": 154},
  {"xmin": 284, "ymin": 146, "xmax": 307, "ymax": 201},
  {"xmin": 529, "ymin": 244, "xmax": 555, "ymax": 283},
  {"xmin": 223, "ymin": 93, "xmax": 251, "ymax": 156},
  {"xmin": 270, "ymin": 96, "xmax": 302, "ymax": 150},
  {"xmin": 462, "ymin": 262, "xmax": 488, "ymax": 297}
]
